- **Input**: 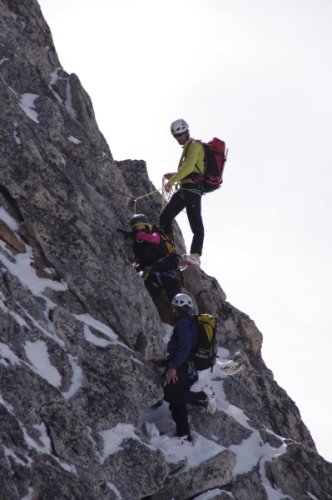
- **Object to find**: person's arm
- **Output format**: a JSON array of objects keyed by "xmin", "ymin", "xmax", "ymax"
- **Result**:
[
  {"xmin": 168, "ymin": 141, "xmax": 204, "ymax": 185},
  {"xmin": 168, "ymin": 319, "xmax": 194, "ymax": 369},
  {"xmin": 163, "ymin": 172, "xmax": 176, "ymax": 179},
  {"xmin": 151, "ymin": 358, "xmax": 168, "ymax": 367},
  {"xmin": 165, "ymin": 368, "xmax": 178, "ymax": 384},
  {"xmin": 152, "ymin": 357, "xmax": 176, "ymax": 383},
  {"xmin": 135, "ymin": 231, "xmax": 161, "ymax": 244}
]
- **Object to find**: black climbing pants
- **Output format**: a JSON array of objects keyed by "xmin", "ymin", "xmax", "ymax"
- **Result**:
[
  {"xmin": 159, "ymin": 188, "xmax": 204, "ymax": 256},
  {"xmin": 145, "ymin": 270, "xmax": 182, "ymax": 303},
  {"xmin": 163, "ymin": 366, "xmax": 207, "ymax": 437}
]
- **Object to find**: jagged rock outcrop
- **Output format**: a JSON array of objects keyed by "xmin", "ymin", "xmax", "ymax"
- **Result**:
[{"xmin": 0, "ymin": 1, "xmax": 332, "ymax": 499}]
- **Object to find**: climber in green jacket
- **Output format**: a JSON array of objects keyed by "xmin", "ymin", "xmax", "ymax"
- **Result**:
[{"xmin": 160, "ymin": 119, "xmax": 205, "ymax": 267}]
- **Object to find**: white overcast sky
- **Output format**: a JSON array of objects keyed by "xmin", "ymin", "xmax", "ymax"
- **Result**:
[{"xmin": 37, "ymin": 0, "xmax": 332, "ymax": 462}]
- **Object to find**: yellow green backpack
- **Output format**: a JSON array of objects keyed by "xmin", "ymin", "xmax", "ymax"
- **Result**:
[{"xmin": 192, "ymin": 314, "xmax": 218, "ymax": 371}]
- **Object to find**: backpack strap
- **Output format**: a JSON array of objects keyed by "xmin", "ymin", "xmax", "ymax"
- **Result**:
[
  {"xmin": 147, "ymin": 225, "xmax": 180, "ymax": 271},
  {"xmin": 183, "ymin": 140, "xmax": 206, "ymax": 185},
  {"xmin": 178, "ymin": 139, "xmax": 195, "ymax": 168},
  {"xmin": 189, "ymin": 315, "xmax": 199, "ymax": 357}
]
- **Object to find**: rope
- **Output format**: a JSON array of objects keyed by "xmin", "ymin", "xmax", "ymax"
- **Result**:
[
  {"xmin": 113, "ymin": 177, "xmax": 175, "ymax": 214},
  {"xmin": 134, "ymin": 188, "xmax": 160, "ymax": 202},
  {"xmin": 132, "ymin": 177, "xmax": 177, "ymax": 213},
  {"xmin": 161, "ymin": 176, "xmax": 175, "ymax": 211},
  {"xmin": 132, "ymin": 188, "xmax": 161, "ymax": 213}
]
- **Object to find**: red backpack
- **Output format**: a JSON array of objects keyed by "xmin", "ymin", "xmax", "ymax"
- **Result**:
[{"xmin": 192, "ymin": 138, "xmax": 228, "ymax": 193}]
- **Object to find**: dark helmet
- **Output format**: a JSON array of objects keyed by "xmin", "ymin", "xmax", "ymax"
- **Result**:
[{"xmin": 130, "ymin": 213, "xmax": 149, "ymax": 229}]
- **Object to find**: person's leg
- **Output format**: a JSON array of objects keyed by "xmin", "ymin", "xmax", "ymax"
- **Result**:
[
  {"xmin": 164, "ymin": 371, "xmax": 191, "ymax": 437},
  {"xmin": 182, "ymin": 190, "xmax": 204, "ymax": 255},
  {"xmin": 185, "ymin": 390, "xmax": 207, "ymax": 407},
  {"xmin": 160, "ymin": 271, "xmax": 182, "ymax": 302},
  {"xmin": 180, "ymin": 374, "xmax": 207, "ymax": 407},
  {"xmin": 169, "ymin": 401, "xmax": 190, "ymax": 437},
  {"xmin": 144, "ymin": 273, "xmax": 161, "ymax": 301},
  {"xmin": 159, "ymin": 190, "xmax": 186, "ymax": 240},
  {"xmin": 185, "ymin": 386, "xmax": 217, "ymax": 415}
]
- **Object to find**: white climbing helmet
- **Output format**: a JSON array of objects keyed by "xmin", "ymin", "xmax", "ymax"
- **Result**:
[
  {"xmin": 170, "ymin": 119, "xmax": 189, "ymax": 136},
  {"xmin": 171, "ymin": 293, "xmax": 194, "ymax": 311}
]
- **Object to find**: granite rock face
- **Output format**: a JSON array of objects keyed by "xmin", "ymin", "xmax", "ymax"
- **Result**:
[{"xmin": 0, "ymin": 1, "xmax": 331, "ymax": 498}]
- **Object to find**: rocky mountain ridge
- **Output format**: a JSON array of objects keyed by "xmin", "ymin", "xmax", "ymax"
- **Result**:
[{"xmin": 0, "ymin": 1, "xmax": 332, "ymax": 498}]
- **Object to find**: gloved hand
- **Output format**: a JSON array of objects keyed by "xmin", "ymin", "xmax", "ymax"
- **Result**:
[{"xmin": 117, "ymin": 228, "xmax": 135, "ymax": 239}]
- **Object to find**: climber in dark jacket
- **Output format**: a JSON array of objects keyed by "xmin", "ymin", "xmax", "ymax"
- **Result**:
[
  {"xmin": 152, "ymin": 293, "xmax": 216, "ymax": 443},
  {"xmin": 119, "ymin": 213, "xmax": 182, "ymax": 303}
]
